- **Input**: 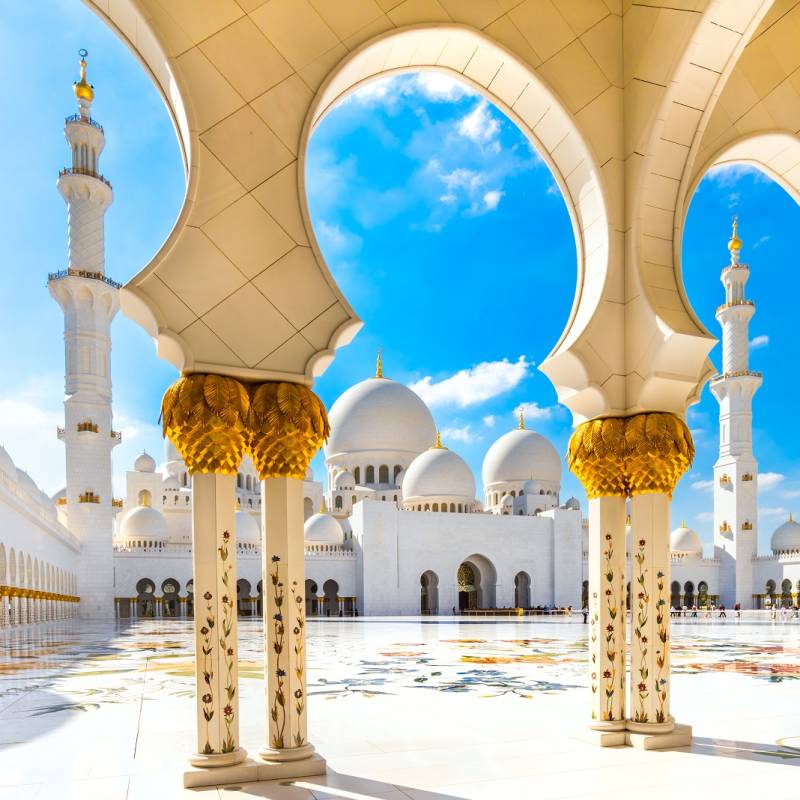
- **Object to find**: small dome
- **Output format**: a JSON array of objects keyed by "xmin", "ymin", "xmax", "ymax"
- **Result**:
[
  {"xmin": 501, "ymin": 493, "xmax": 514, "ymax": 507},
  {"xmin": 333, "ymin": 470, "xmax": 354, "ymax": 489},
  {"xmin": 119, "ymin": 505, "xmax": 167, "ymax": 541},
  {"xmin": 304, "ymin": 512, "xmax": 343, "ymax": 545},
  {"xmin": 771, "ymin": 516, "xmax": 800, "ymax": 553},
  {"xmin": 564, "ymin": 496, "xmax": 580, "ymax": 510},
  {"xmin": 163, "ymin": 475, "xmax": 180, "ymax": 491},
  {"xmin": 402, "ymin": 445, "xmax": 475, "ymax": 502},
  {"xmin": 325, "ymin": 376, "xmax": 436, "ymax": 459},
  {"xmin": 235, "ymin": 510, "xmax": 260, "ymax": 543},
  {"xmin": 134, "ymin": 451, "xmax": 156, "ymax": 473},
  {"xmin": 482, "ymin": 427, "xmax": 561, "ymax": 487},
  {"xmin": 0, "ymin": 446, "xmax": 15, "ymax": 478},
  {"xmin": 522, "ymin": 479, "xmax": 537, "ymax": 495},
  {"xmin": 670, "ymin": 524, "xmax": 702, "ymax": 556}
]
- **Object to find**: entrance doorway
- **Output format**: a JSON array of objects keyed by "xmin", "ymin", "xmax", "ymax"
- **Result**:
[{"xmin": 420, "ymin": 570, "xmax": 439, "ymax": 614}]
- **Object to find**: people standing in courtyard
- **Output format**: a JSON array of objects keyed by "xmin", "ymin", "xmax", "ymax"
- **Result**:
[
  {"xmin": 719, "ymin": 604, "xmax": 726, "ymax": 620},
  {"xmin": 582, "ymin": 606, "xmax": 588, "ymax": 623},
  {"xmin": 734, "ymin": 602, "xmax": 741, "ymax": 621}
]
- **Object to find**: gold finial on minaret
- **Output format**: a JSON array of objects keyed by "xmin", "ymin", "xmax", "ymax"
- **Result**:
[
  {"xmin": 518, "ymin": 409, "xmax": 525, "ymax": 430},
  {"xmin": 73, "ymin": 48, "xmax": 94, "ymax": 104},
  {"xmin": 375, "ymin": 349, "xmax": 384, "ymax": 379},
  {"xmin": 728, "ymin": 216, "xmax": 742, "ymax": 255}
]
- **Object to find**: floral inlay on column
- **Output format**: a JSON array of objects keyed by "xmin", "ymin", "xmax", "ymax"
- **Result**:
[
  {"xmin": 218, "ymin": 529, "xmax": 237, "ymax": 753},
  {"xmin": 655, "ymin": 570, "xmax": 668, "ymax": 723},
  {"xmin": 199, "ymin": 589, "xmax": 215, "ymax": 754},
  {"xmin": 602, "ymin": 533, "xmax": 621, "ymax": 721},
  {"xmin": 290, "ymin": 580, "xmax": 306, "ymax": 746},
  {"xmin": 269, "ymin": 555, "xmax": 287, "ymax": 750},
  {"xmin": 633, "ymin": 538, "xmax": 650, "ymax": 723}
]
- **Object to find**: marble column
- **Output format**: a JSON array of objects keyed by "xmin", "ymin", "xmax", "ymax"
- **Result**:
[
  {"xmin": 317, "ymin": 595, "xmax": 324, "ymax": 617},
  {"xmin": 628, "ymin": 493, "xmax": 674, "ymax": 732},
  {"xmin": 587, "ymin": 496, "xmax": 627, "ymax": 730},
  {"xmin": 261, "ymin": 477, "xmax": 316, "ymax": 763},
  {"xmin": 1, "ymin": 595, "xmax": 8, "ymax": 627},
  {"xmin": 189, "ymin": 472, "xmax": 246, "ymax": 767}
]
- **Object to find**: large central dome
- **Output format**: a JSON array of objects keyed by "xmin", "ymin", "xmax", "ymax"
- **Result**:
[{"xmin": 325, "ymin": 375, "xmax": 436, "ymax": 458}]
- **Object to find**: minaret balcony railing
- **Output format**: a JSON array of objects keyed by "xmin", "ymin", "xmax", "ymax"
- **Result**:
[
  {"xmin": 78, "ymin": 491, "xmax": 100, "ymax": 504},
  {"xmin": 719, "ymin": 521, "xmax": 730, "ymax": 533},
  {"xmin": 715, "ymin": 299, "xmax": 754, "ymax": 313},
  {"xmin": 56, "ymin": 426, "xmax": 65, "ymax": 440},
  {"xmin": 742, "ymin": 473, "xmax": 754, "ymax": 481},
  {"xmin": 65, "ymin": 113, "xmax": 103, "ymax": 132},
  {"xmin": 47, "ymin": 268, "xmax": 122, "ymax": 289},
  {"xmin": 111, "ymin": 498, "xmax": 123, "ymax": 508},
  {"xmin": 77, "ymin": 421, "xmax": 99, "ymax": 433},
  {"xmin": 56, "ymin": 497, "xmax": 67, "ymax": 506},
  {"xmin": 110, "ymin": 430, "xmax": 122, "ymax": 442},
  {"xmin": 742, "ymin": 521, "xmax": 753, "ymax": 531},
  {"xmin": 58, "ymin": 166, "xmax": 112, "ymax": 189},
  {"xmin": 719, "ymin": 474, "xmax": 731, "ymax": 486},
  {"xmin": 710, "ymin": 369, "xmax": 762, "ymax": 383}
]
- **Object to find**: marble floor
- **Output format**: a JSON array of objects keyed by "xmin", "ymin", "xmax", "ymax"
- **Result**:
[{"xmin": 1, "ymin": 616, "xmax": 799, "ymax": 799}]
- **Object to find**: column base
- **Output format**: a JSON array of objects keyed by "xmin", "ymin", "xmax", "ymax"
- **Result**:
[
  {"xmin": 188, "ymin": 747, "xmax": 248, "ymax": 769},
  {"xmin": 183, "ymin": 752, "xmax": 326, "ymax": 789},
  {"xmin": 574, "ymin": 724, "xmax": 627, "ymax": 748},
  {"xmin": 574, "ymin": 722, "xmax": 691, "ymax": 750}
]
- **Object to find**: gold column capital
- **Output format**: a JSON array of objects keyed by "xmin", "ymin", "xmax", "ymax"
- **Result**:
[
  {"xmin": 161, "ymin": 374, "xmax": 250, "ymax": 475},
  {"xmin": 568, "ymin": 412, "xmax": 694, "ymax": 499},
  {"xmin": 249, "ymin": 381, "xmax": 329, "ymax": 480}
]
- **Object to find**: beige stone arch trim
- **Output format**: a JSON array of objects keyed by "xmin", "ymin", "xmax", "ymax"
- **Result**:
[
  {"xmin": 299, "ymin": 22, "xmax": 611, "ymax": 366},
  {"xmin": 628, "ymin": 0, "xmax": 772, "ymax": 417}
]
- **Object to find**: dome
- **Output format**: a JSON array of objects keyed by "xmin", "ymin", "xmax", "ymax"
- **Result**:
[
  {"xmin": 402, "ymin": 444, "xmax": 475, "ymax": 502},
  {"xmin": 134, "ymin": 451, "xmax": 156, "ymax": 473},
  {"xmin": 119, "ymin": 505, "xmax": 167, "ymax": 541},
  {"xmin": 482, "ymin": 427, "xmax": 561, "ymax": 487},
  {"xmin": 304, "ymin": 512, "xmax": 343, "ymax": 545},
  {"xmin": 16, "ymin": 469, "xmax": 41, "ymax": 499},
  {"xmin": 501, "ymin": 493, "xmax": 514, "ymax": 507},
  {"xmin": 0, "ymin": 446, "xmax": 15, "ymax": 479},
  {"xmin": 522, "ymin": 479, "xmax": 537, "ymax": 495},
  {"xmin": 771, "ymin": 516, "xmax": 800, "ymax": 553},
  {"xmin": 235, "ymin": 510, "xmax": 260, "ymax": 543},
  {"xmin": 670, "ymin": 524, "xmax": 702, "ymax": 556},
  {"xmin": 163, "ymin": 475, "xmax": 180, "ymax": 491},
  {"xmin": 564, "ymin": 496, "xmax": 581, "ymax": 510},
  {"xmin": 325, "ymin": 376, "xmax": 436, "ymax": 459},
  {"xmin": 333, "ymin": 470, "xmax": 354, "ymax": 489}
]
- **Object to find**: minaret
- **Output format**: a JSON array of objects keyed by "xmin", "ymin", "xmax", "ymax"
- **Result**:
[
  {"xmin": 711, "ymin": 219, "xmax": 761, "ymax": 608},
  {"xmin": 48, "ymin": 51, "xmax": 120, "ymax": 619}
]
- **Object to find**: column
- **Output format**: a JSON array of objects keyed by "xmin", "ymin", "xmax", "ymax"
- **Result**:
[
  {"xmin": 587, "ymin": 496, "xmax": 627, "ymax": 730},
  {"xmin": 115, "ymin": 598, "xmax": 121, "ymax": 619},
  {"xmin": 250, "ymin": 379, "xmax": 328, "ymax": 777},
  {"xmin": 629, "ymin": 494, "xmax": 672, "ymax": 729},
  {"xmin": 317, "ymin": 595, "xmax": 324, "ymax": 617},
  {"xmin": 1, "ymin": 594, "xmax": 8, "ymax": 627},
  {"xmin": 161, "ymin": 373, "xmax": 249, "ymax": 774},
  {"xmin": 190, "ymin": 472, "xmax": 245, "ymax": 766},
  {"xmin": 262, "ymin": 477, "xmax": 312, "ymax": 760}
]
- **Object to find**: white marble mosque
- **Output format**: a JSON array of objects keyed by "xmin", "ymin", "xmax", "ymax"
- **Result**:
[{"xmin": 2, "ymin": 54, "xmax": 800, "ymax": 633}]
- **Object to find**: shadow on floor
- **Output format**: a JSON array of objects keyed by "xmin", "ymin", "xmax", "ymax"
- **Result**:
[
  {"xmin": 691, "ymin": 736, "xmax": 800, "ymax": 765},
  {"xmin": 214, "ymin": 769, "xmax": 465, "ymax": 798}
]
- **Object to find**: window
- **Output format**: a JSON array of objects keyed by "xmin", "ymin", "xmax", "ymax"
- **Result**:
[
  {"xmin": 366, "ymin": 466, "xmax": 375, "ymax": 483},
  {"xmin": 354, "ymin": 467, "xmax": 360, "ymax": 484},
  {"xmin": 335, "ymin": 495, "xmax": 343, "ymax": 510},
  {"xmin": 379, "ymin": 465, "xmax": 389, "ymax": 483}
]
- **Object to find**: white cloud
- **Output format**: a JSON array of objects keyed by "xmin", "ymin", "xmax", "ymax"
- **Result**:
[
  {"xmin": 409, "ymin": 356, "xmax": 531, "ymax": 408},
  {"xmin": 760, "ymin": 506, "xmax": 788, "ymax": 519},
  {"xmin": 483, "ymin": 189, "xmax": 503, "ymax": 210},
  {"xmin": 691, "ymin": 479, "xmax": 714, "ymax": 492},
  {"xmin": 483, "ymin": 415, "xmax": 496, "ymax": 428},
  {"xmin": 758, "ymin": 472, "xmax": 784, "ymax": 491},
  {"xmin": 441, "ymin": 425, "xmax": 479, "ymax": 444},
  {"xmin": 514, "ymin": 401, "xmax": 560, "ymax": 422},
  {"xmin": 704, "ymin": 163, "xmax": 768, "ymax": 188},
  {"xmin": 315, "ymin": 219, "xmax": 363, "ymax": 257},
  {"xmin": 750, "ymin": 334, "xmax": 769, "ymax": 350},
  {"xmin": 783, "ymin": 489, "xmax": 800, "ymax": 499},
  {"xmin": 415, "ymin": 73, "xmax": 474, "ymax": 102},
  {"xmin": 457, "ymin": 100, "xmax": 500, "ymax": 148},
  {"xmin": 753, "ymin": 234, "xmax": 770, "ymax": 248},
  {"xmin": 695, "ymin": 511, "xmax": 714, "ymax": 522}
]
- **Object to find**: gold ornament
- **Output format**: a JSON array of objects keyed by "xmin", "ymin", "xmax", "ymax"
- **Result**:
[
  {"xmin": 161, "ymin": 374, "xmax": 250, "ymax": 475},
  {"xmin": 248, "ymin": 381, "xmax": 329, "ymax": 480},
  {"xmin": 73, "ymin": 49, "xmax": 94, "ymax": 103},
  {"xmin": 728, "ymin": 216, "xmax": 742, "ymax": 253},
  {"xmin": 567, "ymin": 412, "xmax": 693, "ymax": 499}
]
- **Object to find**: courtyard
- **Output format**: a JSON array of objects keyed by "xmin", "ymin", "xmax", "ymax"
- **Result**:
[{"xmin": 0, "ymin": 617, "xmax": 798, "ymax": 799}]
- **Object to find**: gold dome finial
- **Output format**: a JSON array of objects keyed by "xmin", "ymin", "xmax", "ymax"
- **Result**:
[
  {"xmin": 728, "ymin": 216, "xmax": 742, "ymax": 254},
  {"xmin": 681, "ymin": 519, "xmax": 686, "ymax": 528},
  {"xmin": 375, "ymin": 349, "xmax": 383, "ymax": 379},
  {"xmin": 518, "ymin": 409, "xmax": 525, "ymax": 430},
  {"xmin": 433, "ymin": 430, "xmax": 446, "ymax": 449},
  {"xmin": 790, "ymin": 511, "xmax": 794, "ymax": 523},
  {"xmin": 73, "ymin": 49, "xmax": 94, "ymax": 104},
  {"xmin": 320, "ymin": 496, "xmax": 327, "ymax": 514}
]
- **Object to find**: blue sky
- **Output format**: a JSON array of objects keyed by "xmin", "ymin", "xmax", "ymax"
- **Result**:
[{"xmin": 4, "ymin": 0, "xmax": 800, "ymax": 554}]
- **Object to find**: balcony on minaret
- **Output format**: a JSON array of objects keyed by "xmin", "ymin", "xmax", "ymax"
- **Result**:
[
  {"xmin": 742, "ymin": 473, "xmax": 754, "ymax": 481},
  {"xmin": 78, "ymin": 491, "xmax": 101, "ymax": 504},
  {"xmin": 77, "ymin": 421, "xmax": 99, "ymax": 434},
  {"xmin": 719, "ymin": 473, "xmax": 732, "ymax": 488},
  {"xmin": 742, "ymin": 521, "xmax": 753, "ymax": 531},
  {"xmin": 719, "ymin": 520, "xmax": 731, "ymax": 533},
  {"xmin": 47, "ymin": 268, "xmax": 121, "ymax": 289}
]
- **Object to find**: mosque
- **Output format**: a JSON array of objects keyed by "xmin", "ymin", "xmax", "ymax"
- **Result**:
[{"xmin": 1, "ymin": 55, "xmax": 799, "ymax": 628}]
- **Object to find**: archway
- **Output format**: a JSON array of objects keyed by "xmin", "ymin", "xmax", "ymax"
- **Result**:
[
  {"xmin": 514, "ymin": 571, "xmax": 531, "ymax": 609},
  {"xmin": 162, "ymin": 578, "xmax": 180, "ymax": 617},
  {"xmin": 305, "ymin": 579, "xmax": 318, "ymax": 617},
  {"xmin": 303, "ymin": 497, "xmax": 314, "ymax": 521},
  {"xmin": 781, "ymin": 579, "xmax": 792, "ymax": 608},
  {"xmin": 323, "ymin": 579, "xmax": 339, "ymax": 617},
  {"xmin": 457, "ymin": 554, "xmax": 497, "ymax": 610},
  {"xmin": 237, "ymin": 579, "xmax": 253, "ymax": 617},
  {"xmin": 684, "ymin": 581, "xmax": 695, "ymax": 608},
  {"xmin": 671, "ymin": 581, "xmax": 681, "ymax": 609},
  {"xmin": 136, "ymin": 578, "xmax": 156, "ymax": 618},
  {"xmin": 186, "ymin": 579, "xmax": 194, "ymax": 618},
  {"xmin": 420, "ymin": 571, "xmax": 439, "ymax": 615}
]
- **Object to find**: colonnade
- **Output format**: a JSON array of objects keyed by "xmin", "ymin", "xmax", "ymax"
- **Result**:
[
  {"xmin": 162, "ymin": 374, "xmax": 328, "ymax": 787},
  {"xmin": 0, "ymin": 586, "xmax": 79, "ymax": 625},
  {"xmin": 568, "ymin": 413, "xmax": 694, "ymax": 748}
]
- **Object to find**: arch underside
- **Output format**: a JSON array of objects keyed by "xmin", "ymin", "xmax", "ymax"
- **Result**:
[{"xmin": 83, "ymin": 0, "xmax": 797, "ymax": 421}]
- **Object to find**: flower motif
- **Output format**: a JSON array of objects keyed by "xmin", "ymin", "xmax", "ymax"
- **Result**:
[
  {"xmin": 222, "ymin": 530, "xmax": 230, "ymax": 541},
  {"xmin": 641, "ymin": 636, "xmax": 648, "ymax": 644},
  {"xmin": 200, "ymin": 626, "xmax": 209, "ymax": 635},
  {"xmin": 639, "ymin": 539, "xmax": 646, "ymax": 547},
  {"xmin": 606, "ymin": 624, "xmax": 614, "ymax": 632},
  {"xmin": 638, "ymin": 592, "xmax": 645, "ymax": 599},
  {"xmin": 602, "ymin": 670, "xmax": 611, "ymax": 678},
  {"xmin": 293, "ymin": 627, "xmax": 300, "ymax": 635},
  {"xmin": 294, "ymin": 689, "xmax": 303, "ymax": 699},
  {"xmin": 605, "ymin": 533, "xmax": 612, "ymax": 541},
  {"xmin": 276, "ymin": 668, "xmax": 286, "ymax": 677},
  {"xmin": 224, "ymin": 704, "xmax": 233, "ymax": 717},
  {"xmin": 227, "ymin": 647, "xmax": 234, "ymax": 656},
  {"xmin": 271, "ymin": 555, "xmax": 280, "ymax": 562},
  {"xmin": 638, "ymin": 682, "xmax": 646, "ymax": 691},
  {"xmin": 202, "ymin": 693, "xmax": 212, "ymax": 704},
  {"xmin": 605, "ymin": 589, "xmax": 612, "ymax": 596},
  {"xmin": 273, "ymin": 613, "xmax": 283, "ymax": 622},
  {"xmin": 203, "ymin": 591, "xmax": 212, "ymax": 601}
]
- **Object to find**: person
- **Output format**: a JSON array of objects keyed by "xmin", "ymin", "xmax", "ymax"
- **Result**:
[
  {"xmin": 582, "ymin": 606, "xmax": 588, "ymax": 624},
  {"xmin": 452, "ymin": 606, "xmax": 456, "ymax": 616},
  {"xmin": 691, "ymin": 605, "xmax": 698, "ymax": 618},
  {"xmin": 734, "ymin": 601, "xmax": 741, "ymax": 621},
  {"xmin": 354, "ymin": 608, "xmax": 359, "ymax": 617},
  {"xmin": 719, "ymin": 603, "xmax": 726, "ymax": 619}
]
